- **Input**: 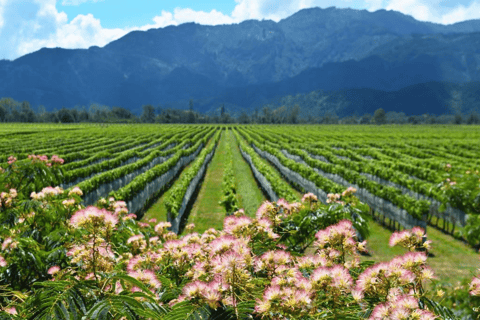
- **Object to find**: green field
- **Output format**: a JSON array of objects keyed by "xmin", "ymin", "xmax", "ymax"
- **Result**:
[{"xmin": 1, "ymin": 123, "xmax": 479, "ymax": 314}]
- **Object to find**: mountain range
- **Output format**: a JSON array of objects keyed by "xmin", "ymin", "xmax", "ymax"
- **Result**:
[{"xmin": 2, "ymin": 6, "xmax": 480, "ymax": 117}]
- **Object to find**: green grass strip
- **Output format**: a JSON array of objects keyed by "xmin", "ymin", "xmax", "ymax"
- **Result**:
[
  {"xmin": 228, "ymin": 130, "xmax": 266, "ymax": 217},
  {"xmin": 188, "ymin": 131, "xmax": 230, "ymax": 233}
]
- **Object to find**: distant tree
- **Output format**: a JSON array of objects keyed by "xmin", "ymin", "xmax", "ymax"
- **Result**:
[
  {"xmin": 288, "ymin": 105, "xmax": 300, "ymax": 124},
  {"xmin": 373, "ymin": 108, "xmax": 387, "ymax": 125},
  {"xmin": 0, "ymin": 98, "xmax": 17, "ymax": 121},
  {"xmin": 36, "ymin": 105, "xmax": 47, "ymax": 122},
  {"xmin": 112, "ymin": 107, "xmax": 133, "ymax": 119},
  {"xmin": 155, "ymin": 105, "xmax": 162, "ymax": 116},
  {"xmin": 10, "ymin": 107, "xmax": 21, "ymax": 122},
  {"xmin": 88, "ymin": 104, "xmax": 99, "ymax": 119},
  {"xmin": 141, "ymin": 105, "xmax": 155, "ymax": 123},
  {"xmin": 408, "ymin": 116, "xmax": 419, "ymax": 124},
  {"xmin": 436, "ymin": 114, "xmax": 454, "ymax": 124},
  {"xmin": 57, "ymin": 108, "xmax": 75, "ymax": 123},
  {"xmin": 342, "ymin": 115, "xmax": 358, "ymax": 124},
  {"xmin": 238, "ymin": 111, "xmax": 250, "ymax": 123},
  {"xmin": 79, "ymin": 110, "xmax": 89, "ymax": 122},
  {"xmin": 321, "ymin": 111, "xmax": 338, "ymax": 124},
  {"xmin": 20, "ymin": 101, "xmax": 36, "ymax": 122},
  {"xmin": 70, "ymin": 109, "xmax": 79, "ymax": 123},
  {"xmin": 0, "ymin": 104, "xmax": 6, "ymax": 122},
  {"xmin": 50, "ymin": 111, "xmax": 60, "ymax": 123},
  {"xmin": 94, "ymin": 110, "xmax": 108, "ymax": 122},
  {"xmin": 253, "ymin": 108, "xmax": 259, "ymax": 123},
  {"xmin": 386, "ymin": 111, "xmax": 407, "ymax": 124},
  {"xmin": 262, "ymin": 106, "xmax": 273, "ymax": 124},
  {"xmin": 467, "ymin": 111, "xmax": 480, "ymax": 124},
  {"xmin": 359, "ymin": 114, "xmax": 372, "ymax": 124},
  {"xmin": 164, "ymin": 112, "xmax": 172, "ymax": 123},
  {"xmin": 272, "ymin": 106, "xmax": 287, "ymax": 123},
  {"xmin": 187, "ymin": 99, "xmax": 196, "ymax": 123},
  {"xmin": 454, "ymin": 113, "xmax": 463, "ymax": 124},
  {"xmin": 426, "ymin": 115, "xmax": 436, "ymax": 124}
]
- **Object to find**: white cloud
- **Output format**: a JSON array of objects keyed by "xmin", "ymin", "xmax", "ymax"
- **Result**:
[
  {"xmin": 2, "ymin": 0, "xmax": 480, "ymax": 60},
  {"xmin": 364, "ymin": 0, "xmax": 384, "ymax": 11},
  {"xmin": 61, "ymin": 0, "xmax": 103, "ymax": 5},
  {"xmin": 440, "ymin": 1, "xmax": 480, "ymax": 24},
  {"xmin": 385, "ymin": 0, "xmax": 435, "ymax": 22},
  {"xmin": 17, "ymin": 13, "xmax": 127, "ymax": 57},
  {"xmin": 0, "ymin": 0, "xmax": 126, "ymax": 60},
  {"xmin": 142, "ymin": 8, "xmax": 236, "ymax": 30}
]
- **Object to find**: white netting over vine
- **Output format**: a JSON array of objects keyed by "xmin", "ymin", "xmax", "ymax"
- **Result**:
[
  {"xmin": 169, "ymin": 147, "xmax": 216, "ymax": 234},
  {"xmin": 127, "ymin": 145, "xmax": 204, "ymax": 216},
  {"xmin": 81, "ymin": 152, "xmax": 178, "ymax": 206},
  {"xmin": 270, "ymin": 148, "xmax": 426, "ymax": 229}
]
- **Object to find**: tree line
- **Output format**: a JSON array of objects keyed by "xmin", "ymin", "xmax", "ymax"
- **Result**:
[{"xmin": 0, "ymin": 97, "xmax": 479, "ymax": 125}]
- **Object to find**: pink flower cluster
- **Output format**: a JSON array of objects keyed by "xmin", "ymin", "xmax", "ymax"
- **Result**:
[
  {"xmin": 7, "ymin": 156, "xmax": 16, "ymax": 165},
  {"xmin": 68, "ymin": 186, "xmax": 83, "ymax": 197},
  {"xmin": 223, "ymin": 215, "xmax": 278, "ymax": 239},
  {"xmin": 0, "ymin": 189, "xmax": 17, "ymax": 208},
  {"xmin": 310, "ymin": 264, "xmax": 353, "ymax": 293},
  {"xmin": 27, "ymin": 154, "xmax": 64, "ymax": 166},
  {"xmin": 1, "ymin": 237, "xmax": 18, "ymax": 252},
  {"xmin": 181, "ymin": 279, "xmax": 227, "ymax": 309},
  {"xmin": 154, "ymin": 221, "xmax": 172, "ymax": 235},
  {"xmin": 370, "ymin": 294, "xmax": 436, "ymax": 319},
  {"xmin": 69, "ymin": 206, "xmax": 119, "ymax": 230},
  {"xmin": 24, "ymin": 194, "xmax": 445, "ymax": 318},
  {"xmin": 326, "ymin": 193, "xmax": 343, "ymax": 204},
  {"xmin": 356, "ymin": 251, "xmax": 434, "ymax": 300},
  {"xmin": 314, "ymin": 219, "xmax": 365, "ymax": 266},
  {"xmin": 67, "ymin": 238, "xmax": 116, "ymax": 273},
  {"xmin": 126, "ymin": 234, "xmax": 147, "ymax": 251},
  {"xmin": 389, "ymin": 227, "xmax": 431, "ymax": 251},
  {"xmin": 301, "ymin": 192, "xmax": 318, "ymax": 203},
  {"xmin": 0, "ymin": 255, "xmax": 7, "ymax": 267},
  {"xmin": 255, "ymin": 250, "xmax": 293, "ymax": 274},
  {"xmin": 62, "ymin": 199, "xmax": 76, "ymax": 207},
  {"xmin": 470, "ymin": 277, "xmax": 480, "ymax": 296},
  {"xmin": 256, "ymin": 200, "xmax": 301, "ymax": 225},
  {"xmin": 342, "ymin": 186, "xmax": 357, "ymax": 197},
  {"xmin": 47, "ymin": 266, "xmax": 61, "ymax": 275},
  {"xmin": 31, "ymin": 186, "xmax": 64, "ymax": 200},
  {"xmin": 470, "ymin": 255, "xmax": 480, "ymax": 296}
]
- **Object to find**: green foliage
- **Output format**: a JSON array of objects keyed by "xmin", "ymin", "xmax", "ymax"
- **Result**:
[
  {"xmin": 463, "ymin": 214, "xmax": 480, "ymax": 247},
  {"xmin": 279, "ymin": 199, "xmax": 370, "ymax": 253},
  {"xmin": 111, "ymin": 128, "xmax": 216, "ymax": 202},
  {"xmin": 219, "ymin": 137, "xmax": 239, "ymax": 213},
  {"xmin": 432, "ymin": 278, "xmax": 480, "ymax": 320},
  {"xmin": 0, "ymin": 124, "xmax": 477, "ymax": 319},
  {"xmin": 373, "ymin": 108, "xmax": 387, "ymax": 125},
  {"xmin": 0, "ymin": 158, "xmax": 63, "ymax": 199},
  {"xmin": 164, "ymin": 130, "xmax": 221, "ymax": 218},
  {"xmin": 233, "ymin": 129, "xmax": 298, "ymax": 203}
]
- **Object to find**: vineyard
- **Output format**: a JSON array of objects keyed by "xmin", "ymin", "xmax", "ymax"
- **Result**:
[{"xmin": 0, "ymin": 123, "xmax": 479, "ymax": 319}]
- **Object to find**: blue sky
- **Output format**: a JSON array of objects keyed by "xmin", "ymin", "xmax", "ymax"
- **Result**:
[
  {"xmin": 57, "ymin": 1, "xmax": 238, "ymax": 29},
  {"xmin": 0, "ymin": 0, "xmax": 479, "ymax": 60}
]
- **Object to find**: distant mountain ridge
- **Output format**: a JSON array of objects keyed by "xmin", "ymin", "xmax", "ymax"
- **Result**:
[{"xmin": 1, "ymin": 6, "xmax": 480, "ymax": 115}]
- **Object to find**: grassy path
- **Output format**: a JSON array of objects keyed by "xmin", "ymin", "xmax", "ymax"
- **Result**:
[
  {"xmin": 229, "ymin": 130, "xmax": 266, "ymax": 217},
  {"xmin": 361, "ymin": 219, "xmax": 479, "ymax": 284},
  {"xmin": 188, "ymin": 131, "xmax": 228, "ymax": 233}
]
